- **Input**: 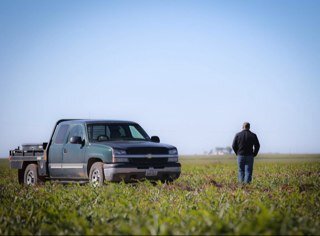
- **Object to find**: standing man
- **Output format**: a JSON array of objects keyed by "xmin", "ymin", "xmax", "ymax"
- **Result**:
[{"xmin": 232, "ymin": 122, "xmax": 260, "ymax": 184}]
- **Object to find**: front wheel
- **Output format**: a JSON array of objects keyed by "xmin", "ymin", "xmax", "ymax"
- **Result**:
[
  {"xmin": 24, "ymin": 164, "xmax": 42, "ymax": 186},
  {"xmin": 89, "ymin": 162, "xmax": 104, "ymax": 186}
]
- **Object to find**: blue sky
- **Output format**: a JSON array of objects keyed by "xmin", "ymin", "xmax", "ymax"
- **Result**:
[{"xmin": 0, "ymin": 0, "xmax": 319, "ymax": 156}]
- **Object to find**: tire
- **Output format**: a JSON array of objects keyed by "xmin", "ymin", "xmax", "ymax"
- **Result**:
[
  {"xmin": 89, "ymin": 162, "xmax": 104, "ymax": 186},
  {"xmin": 24, "ymin": 164, "xmax": 42, "ymax": 186}
]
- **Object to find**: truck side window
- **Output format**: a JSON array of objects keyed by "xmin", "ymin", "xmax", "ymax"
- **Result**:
[
  {"xmin": 54, "ymin": 125, "xmax": 69, "ymax": 144},
  {"xmin": 68, "ymin": 125, "xmax": 84, "ymax": 142}
]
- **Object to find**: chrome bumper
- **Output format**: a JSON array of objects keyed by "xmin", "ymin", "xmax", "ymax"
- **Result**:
[{"xmin": 103, "ymin": 163, "xmax": 181, "ymax": 182}]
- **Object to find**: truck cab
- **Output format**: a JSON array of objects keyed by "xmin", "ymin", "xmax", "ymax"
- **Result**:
[{"xmin": 9, "ymin": 119, "xmax": 181, "ymax": 185}]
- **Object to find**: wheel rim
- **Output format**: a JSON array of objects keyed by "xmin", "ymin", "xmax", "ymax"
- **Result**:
[
  {"xmin": 91, "ymin": 168, "xmax": 101, "ymax": 183},
  {"xmin": 26, "ymin": 170, "xmax": 35, "ymax": 185}
]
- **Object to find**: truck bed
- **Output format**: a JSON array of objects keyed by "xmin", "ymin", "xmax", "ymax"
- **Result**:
[{"xmin": 9, "ymin": 148, "xmax": 47, "ymax": 175}]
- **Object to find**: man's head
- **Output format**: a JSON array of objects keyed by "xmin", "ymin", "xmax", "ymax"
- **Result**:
[{"xmin": 243, "ymin": 122, "xmax": 250, "ymax": 130}]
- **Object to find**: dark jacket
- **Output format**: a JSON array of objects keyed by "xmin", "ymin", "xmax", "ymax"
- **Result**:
[{"xmin": 232, "ymin": 130, "xmax": 260, "ymax": 157}]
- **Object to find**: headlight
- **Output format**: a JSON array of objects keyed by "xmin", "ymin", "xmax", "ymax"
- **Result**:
[
  {"xmin": 168, "ymin": 157, "xmax": 178, "ymax": 162},
  {"xmin": 113, "ymin": 149, "xmax": 126, "ymax": 155},
  {"xmin": 168, "ymin": 148, "xmax": 178, "ymax": 155},
  {"xmin": 112, "ymin": 149, "xmax": 128, "ymax": 162}
]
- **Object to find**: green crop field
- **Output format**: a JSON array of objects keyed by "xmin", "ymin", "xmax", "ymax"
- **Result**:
[{"xmin": 0, "ymin": 154, "xmax": 319, "ymax": 235}]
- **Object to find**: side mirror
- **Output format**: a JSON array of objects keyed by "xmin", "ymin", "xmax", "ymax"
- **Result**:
[
  {"xmin": 151, "ymin": 136, "xmax": 160, "ymax": 143},
  {"xmin": 70, "ymin": 136, "xmax": 83, "ymax": 145}
]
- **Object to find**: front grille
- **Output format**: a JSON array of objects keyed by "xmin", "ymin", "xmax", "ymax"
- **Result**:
[
  {"xmin": 129, "ymin": 158, "xmax": 168, "ymax": 165},
  {"xmin": 126, "ymin": 147, "xmax": 168, "ymax": 155}
]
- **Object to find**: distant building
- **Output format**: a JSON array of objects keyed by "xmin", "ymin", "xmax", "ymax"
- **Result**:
[{"xmin": 215, "ymin": 147, "xmax": 232, "ymax": 155}]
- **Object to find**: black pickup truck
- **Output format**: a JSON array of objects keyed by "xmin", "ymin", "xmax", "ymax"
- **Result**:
[{"xmin": 9, "ymin": 119, "xmax": 181, "ymax": 186}]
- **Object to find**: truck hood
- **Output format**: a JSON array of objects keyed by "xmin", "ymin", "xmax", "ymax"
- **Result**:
[{"xmin": 93, "ymin": 141, "xmax": 176, "ymax": 150}]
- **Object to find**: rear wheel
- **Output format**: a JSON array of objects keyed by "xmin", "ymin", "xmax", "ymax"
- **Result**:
[
  {"xmin": 89, "ymin": 162, "xmax": 104, "ymax": 186},
  {"xmin": 24, "ymin": 164, "xmax": 42, "ymax": 186}
]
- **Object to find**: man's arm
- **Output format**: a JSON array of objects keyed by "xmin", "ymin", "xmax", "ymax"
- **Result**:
[
  {"xmin": 253, "ymin": 134, "xmax": 260, "ymax": 157},
  {"xmin": 232, "ymin": 134, "xmax": 238, "ymax": 155}
]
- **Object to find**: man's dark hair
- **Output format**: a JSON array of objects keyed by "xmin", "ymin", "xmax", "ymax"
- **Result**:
[{"xmin": 243, "ymin": 122, "xmax": 250, "ymax": 130}]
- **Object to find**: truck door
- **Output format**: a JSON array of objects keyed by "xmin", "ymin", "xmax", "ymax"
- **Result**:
[
  {"xmin": 48, "ymin": 124, "xmax": 70, "ymax": 178},
  {"xmin": 62, "ymin": 124, "xmax": 86, "ymax": 178}
]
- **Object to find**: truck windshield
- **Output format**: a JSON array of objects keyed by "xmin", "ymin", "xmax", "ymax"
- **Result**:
[{"xmin": 87, "ymin": 123, "xmax": 150, "ymax": 142}]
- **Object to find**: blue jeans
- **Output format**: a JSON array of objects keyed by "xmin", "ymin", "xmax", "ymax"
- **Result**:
[{"xmin": 237, "ymin": 155, "xmax": 254, "ymax": 183}]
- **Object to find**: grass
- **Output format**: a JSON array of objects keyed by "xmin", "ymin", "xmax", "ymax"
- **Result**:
[{"xmin": 0, "ymin": 154, "xmax": 319, "ymax": 235}]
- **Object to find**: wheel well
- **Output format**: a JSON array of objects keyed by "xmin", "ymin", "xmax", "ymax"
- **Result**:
[
  {"xmin": 22, "ymin": 161, "xmax": 38, "ymax": 170},
  {"xmin": 87, "ymin": 158, "xmax": 103, "ymax": 175}
]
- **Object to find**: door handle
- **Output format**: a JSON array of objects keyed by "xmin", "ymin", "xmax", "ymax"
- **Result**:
[{"xmin": 63, "ymin": 148, "xmax": 67, "ymax": 154}]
